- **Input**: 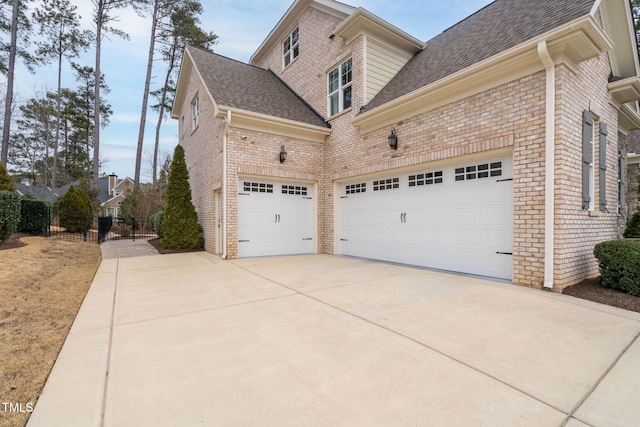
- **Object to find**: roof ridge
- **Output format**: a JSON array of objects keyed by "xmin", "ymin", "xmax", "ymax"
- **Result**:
[
  {"xmin": 187, "ymin": 44, "xmax": 268, "ymax": 72},
  {"xmin": 268, "ymin": 69, "xmax": 331, "ymax": 129}
]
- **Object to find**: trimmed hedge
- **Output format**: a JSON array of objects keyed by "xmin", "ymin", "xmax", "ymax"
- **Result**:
[
  {"xmin": 18, "ymin": 198, "xmax": 49, "ymax": 235},
  {"xmin": 0, "ymin": 190, "xmax": 21, "ymax": 244},
  {"xmin": 594, "ymin": 239, "xmax": 640, "ymax": 296}
]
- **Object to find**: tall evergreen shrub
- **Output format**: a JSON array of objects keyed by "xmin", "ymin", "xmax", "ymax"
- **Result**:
[
  {"xmin": 58, "ymin": 186, "xmax": 92, "ymax": 233},
  {"xmin": 161, "ymin": 145, "xmax": 204, "ymax": 249}
]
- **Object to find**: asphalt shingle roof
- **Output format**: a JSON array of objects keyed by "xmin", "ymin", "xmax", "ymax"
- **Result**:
[
  {"xmin": 361, "ymin": 0, "xmax": 596, "ymax": 112},
  {"xmin": 187, "ymin": 46, "xmax": 329, "ymax": 128}
]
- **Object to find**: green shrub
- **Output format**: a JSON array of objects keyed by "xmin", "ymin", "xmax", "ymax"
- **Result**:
[
  {"xmin": 151, "ymin": 209, "xmax": 164, "ymax": 238},
  {"xmin": 0, "ymin": 191, "xmax": 21, "ymax": 244},
  {"xmin": 58, "ymin": 186, "xmax": 92, "ymax": 233},
  {"xmin": 594, "ymin": 239, "xmax": 640, "ymax": 296},
  {"xmin": 0, "ymin": 163, "xmax": 15, "ymax": 191},
  {"xmin": 623, "ymin": 211, "xmax": 640, "ymax": 238},
  {"xmin": 161, "ymin": 145, "xmax": 204, "ymax": 250},
  {"xmin": 18, "ymin": 198, "xmax": 49, "ymax": 234}
]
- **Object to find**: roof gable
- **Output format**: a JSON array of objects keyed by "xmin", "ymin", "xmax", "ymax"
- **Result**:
[
  {"xmin": 362, "ymin": 0, "xmax": 597, "ymax": 113},
  {"xmin": 185, "ymin": 46, "xmax": 329, "ymax": 129},
  {"xmin": 250, "ymin": 0, "xmax": 355, "ymax": 66}
]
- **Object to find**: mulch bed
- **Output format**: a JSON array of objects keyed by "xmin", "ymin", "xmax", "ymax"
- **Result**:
[
  {"xmin": 562, "ymin": 277, "xmax": 640, "ymax": 313},
  {"xmin": 147, "ymin": 237, "xmax": 205, "ymax": 255},
  {"xmin": 0, "ymin": 233, "xmax": 29, "ymax": 250}
]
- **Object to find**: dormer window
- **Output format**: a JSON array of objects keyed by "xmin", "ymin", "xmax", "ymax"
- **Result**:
[
  {"xmin": 328, "ymin": 58, "xmax": 352, "ymax": 116},
  {"xmin": 283, "ymin": 27, "xmax": 299, "ymax": 67}
]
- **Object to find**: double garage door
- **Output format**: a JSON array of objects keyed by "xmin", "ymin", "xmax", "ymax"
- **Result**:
[
  {"xmin": 338, "ymin": 156, "xmax": 513, "ymax": 280},
  {"xmin": 237, "ymin": 178, "xmax": 315, "ymax": 258}
]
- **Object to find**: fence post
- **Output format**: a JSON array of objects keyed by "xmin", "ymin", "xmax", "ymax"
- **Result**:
[
  {"xmin": 45, "ymin": 206, "xmax": 50, "ymax": 238},
  {"xmin": 132, "ymin": 217, "xmax": 136, "ymax": 242},
  {"xmin": 83, "ymin": 214, "xmax": 88, "ymax": 242}
]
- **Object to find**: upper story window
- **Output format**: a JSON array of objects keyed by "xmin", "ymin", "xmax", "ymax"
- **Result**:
[
  {"xmin": 283, "ymin": 27, "xmax": 299, "ymax": 68},
  {"xmin": 191, "ymin": 95, "xmax": 199, "ymax": 130},
  {"xmin": 328, "ymin": 58, "xmax": 352, "ymax": 116}
]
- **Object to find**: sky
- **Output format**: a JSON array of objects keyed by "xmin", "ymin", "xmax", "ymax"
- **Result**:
[{"xmin": 7, "ymin": 0, "xmax": 494, "ymax": 183}]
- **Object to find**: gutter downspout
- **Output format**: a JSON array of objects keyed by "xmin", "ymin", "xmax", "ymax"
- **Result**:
[
  {"xmin": 222, "ymin": 110, "xmax": 231, "ymax": 259},
  {"xmin": 538, "ymin": 40, "xmax": 555, "ymax": 289}
]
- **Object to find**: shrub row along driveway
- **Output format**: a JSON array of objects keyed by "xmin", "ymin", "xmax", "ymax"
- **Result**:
[{"xmin": 28, "ymin": 253, "xmax": 640, "ymax": 426}]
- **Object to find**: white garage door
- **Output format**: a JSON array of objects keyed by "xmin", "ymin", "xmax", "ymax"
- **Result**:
[
  {"xmin": 338, "ymin": 157, "xmax": 513, "ymax": 280},
  {"xmin": 238, "ymin": 178, "xmax": 315, "ymax": 258}
]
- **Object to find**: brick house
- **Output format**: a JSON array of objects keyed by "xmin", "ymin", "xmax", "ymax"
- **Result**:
[{"xmin": 172, "ymin": 0, "xmax": 640, "ymax": 291}]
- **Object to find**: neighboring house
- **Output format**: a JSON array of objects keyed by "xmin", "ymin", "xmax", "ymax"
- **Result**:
[
  {"xmin": 15, "ymin": 182, "xmax": 60, "ymax": 200},
  {"xmin": 99, "ymin": 174, "xmax": 135, "ymax": 218},
  {"xmin": 172, "ymin": 0, "xmax": 640, "ymax": 291}
]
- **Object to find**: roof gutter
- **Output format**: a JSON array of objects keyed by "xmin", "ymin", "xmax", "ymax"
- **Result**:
[{"xmin": 538, "ymin": 40, "xmax": 555, "ymax": 290}]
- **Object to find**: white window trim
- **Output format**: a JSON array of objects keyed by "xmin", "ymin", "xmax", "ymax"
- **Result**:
[
  {"xmin": 328, "ymin": 58, "xmax": 353, "ymax": 117},
  {"xmin": 191, "ymin": 95, "xmax": 199, "ymax": 131},
  {"xmin": 283, "ymin": 27, "xmax": 299, "ymax": 68}
]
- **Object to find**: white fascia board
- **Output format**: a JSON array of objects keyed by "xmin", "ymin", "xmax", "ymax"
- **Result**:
[
  {"xmin": 333, "ymin": 8, "xmax": 424, "ymax": 53},
  {"xmin": 217, "ymin": 106, "xmax": 331, "ymax": 143},
  {"xmin": 353, "ymin": 16, "xmax": 612, "ymax": 133}
]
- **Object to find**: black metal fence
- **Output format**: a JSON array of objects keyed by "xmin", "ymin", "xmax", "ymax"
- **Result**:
[
  {"xmin": 96, "ymin": 216, "xmax": 157, "ymax": 243},
  {"xmin": 43, "ymin": 207, "xmax": 157, "ymax": 243}
]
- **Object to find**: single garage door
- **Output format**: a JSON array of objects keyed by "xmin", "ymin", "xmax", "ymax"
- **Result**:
[
  {"xmin": 338, "ymin": 157, "xmax": 513, "ymax": 280},
  {"xmin": 238, "ymin": 178, "xmax": 315, "ymax": 258}
]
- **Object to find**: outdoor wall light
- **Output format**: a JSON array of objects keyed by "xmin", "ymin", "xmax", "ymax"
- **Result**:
[
  {"xmin": 279, "ymin": 145, "xmax": 287, "ymax": 163},
  {"xmin": 388, "ymin": 128, "xmax": 398, "ymax": 150}
]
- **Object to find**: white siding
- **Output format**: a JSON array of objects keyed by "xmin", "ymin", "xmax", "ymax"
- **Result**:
[{"xmin": 365, "ymin": 38, "xmax": 413, "ymax": 103}]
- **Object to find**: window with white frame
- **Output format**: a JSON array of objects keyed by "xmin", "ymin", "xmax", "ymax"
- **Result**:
[
  {"xmin": 328, "ymin": 58, "xmax": 352, "ymax": 116},
  {"xmin": 191, "ymin": 95, "xmax": 199, "ymax": 130},
  {"xmin": 283, "ymin": 27, "xmax": 299, "ymax": 68}
]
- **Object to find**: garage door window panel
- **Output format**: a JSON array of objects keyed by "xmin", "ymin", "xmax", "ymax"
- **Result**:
[
  {"xmin": 455, "ymin": 162, "xmax": 502, "ymax": 181},
  {"xmin": 409, "ymin": 171, "xmax": 443, "ymax": 187}
]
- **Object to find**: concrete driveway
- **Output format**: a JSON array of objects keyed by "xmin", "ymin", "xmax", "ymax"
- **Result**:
[{"xmin": 28, "ymin": 252, "xmax": 640, "ymax": 426}]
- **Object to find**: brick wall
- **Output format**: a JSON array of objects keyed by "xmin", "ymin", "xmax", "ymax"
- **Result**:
[
  {"xmin": 553, "ymin": 53, "xmax": 620, "ymax": 290},
  {"xmin": 254, "ymin": 7, "xmax": 351, "ymax": 120},
  {"xmin": 176, "ymin": 67, "xmax": 224, "ymax": 254},
  {"xmin": 223, "ymin": 127, "xmax": 325, "ymax": 259}
]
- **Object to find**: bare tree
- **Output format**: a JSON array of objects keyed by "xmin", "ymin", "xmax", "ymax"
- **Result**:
[
  {"xmin": 148, "ymin": 0, "xmax": 216, "ymax": 188},
  {"xmin": 90, "ymin": 0, "xmax": 136, "ymax": 189}
]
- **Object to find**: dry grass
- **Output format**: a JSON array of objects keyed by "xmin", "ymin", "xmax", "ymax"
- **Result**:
[{"xmin": 0, "ymin": 236, "xmax": 101, "ymax": 427}]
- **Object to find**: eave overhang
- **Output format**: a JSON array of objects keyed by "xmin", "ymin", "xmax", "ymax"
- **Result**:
[
  {"xmin": 619, "ymin": 103, "xmax": 640, "ymax": 134},
  {"xmin": 609, "ymin": 76, "xmax": 640, "ymax": 106},
  {"xmin": 216, "ymin": 106, "xmax": 331, "ymax": 143},
  {"xmin": 353, "ymin": 15, "xmax": 613, "ymax": 133},
  {"xmin": 333, "ymin": 8, "xmax": 424, "ymax": 53}
]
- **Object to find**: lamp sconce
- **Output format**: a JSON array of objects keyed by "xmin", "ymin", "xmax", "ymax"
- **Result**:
[
  {"xmin": 388, "ymin": 128, "xmax": 398, "ymax": 150},
  {"xmin": 279, "ymin": 145, "xmax": 287, "ymax": 163}
]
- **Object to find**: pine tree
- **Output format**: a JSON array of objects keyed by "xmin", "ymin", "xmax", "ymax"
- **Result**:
[{"xmin": 161, "ymin": 144, "xmax": 203, "ymax": 249}]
